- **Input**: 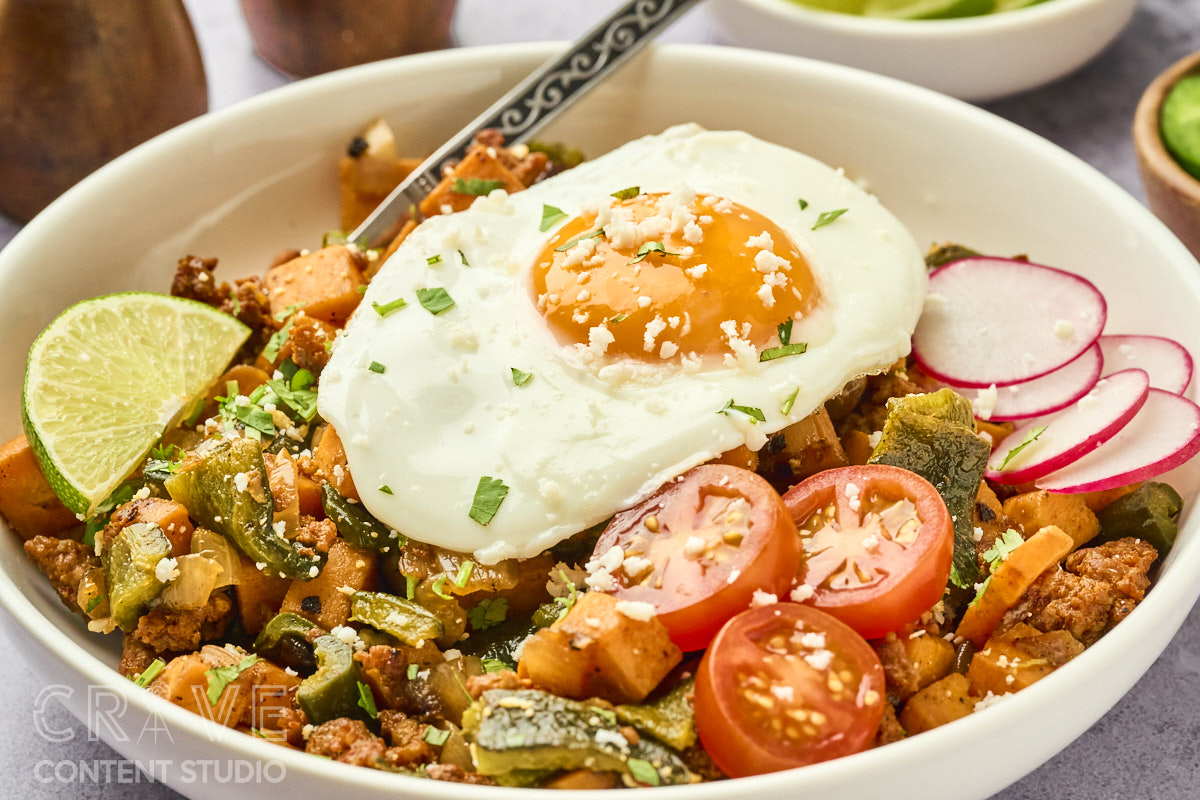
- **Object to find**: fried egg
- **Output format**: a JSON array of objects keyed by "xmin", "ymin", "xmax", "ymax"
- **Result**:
[{"xmin": 318, "ymin": 125, "xmax": 926, "ymax": 563}]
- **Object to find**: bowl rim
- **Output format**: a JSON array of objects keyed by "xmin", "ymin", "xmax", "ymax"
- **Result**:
[
  {"xmin": 1133, "ymin": 49, "xmax": 1200, "ymax": 207},
  {"xmin": 717, "ymin": 0, "xmax": 1131, "ymax": 37},
  {"xmin": 2, "ymin": 39, "xmax": 1200, "ymax": 799}
]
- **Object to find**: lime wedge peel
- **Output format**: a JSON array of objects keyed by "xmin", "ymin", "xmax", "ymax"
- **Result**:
[{"xmin": 22, "ymin": 292, "xmax": 249, "ymax": 517}]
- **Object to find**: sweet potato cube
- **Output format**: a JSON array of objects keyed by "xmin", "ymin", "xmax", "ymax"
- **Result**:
[
  {"xmin": 264, "ymin": 246, "xmax": 364, "ymax": 326},
  {"xmin": 113, "ymin": 498, "xmax": 194, "ymax": 559},
  {"xmin": 418, "ymin": 148, "xmax": 524, "ymax": 217},
  {"xmin": 1003, "ymin": 490, "xmax": 1100, "ymax": 550},
  {"xmin": 903, "ymin": 632, "xmax": 957, "ymax": 691},
  {"xmin": 0, "ymin": 434, "xmax": 78, "ymax": 540},
  {"xmin": 280, "ymin": 538, "xmax": 376, "ymax": 629},
  {"xmin": 517, "ymin": 592, "xmax": 681, "ymax": 705},
  {"xmin": 313, "ymin": 424, "xmax": 358, "ymax": 501},
  {"xmin": 234, "ymin": 553, "xmax": 291, "ymax": 636},
  {"xmin": 967, "ymin": 624, "xmax": 1083, "ymax": 696},
  {"xmin": 898, "ymin": 673, "xmax": 978, "ymax": 735},
  {"xmin": 150, "ymin": 646, "xmax": 299, "ymax": 729}
]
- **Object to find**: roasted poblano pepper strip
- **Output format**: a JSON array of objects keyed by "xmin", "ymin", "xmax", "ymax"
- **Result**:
[
  {"xmin": 103, "ymin": 522, "xmax": 173, "ymax": 631},
  {"xmin": 297, "ymin": 634, "xmax": 370, "ymax": 725},
  {"xmin": 1096, "ymin": 482, "xmax": 1183, "ymax": 557},
  {"xmin": 458, "ymin": 613, "xmax": 540, "ymax": 665},
  {"xmin": 462, "ymin": 689, "xmax": 694, "ymax": 785},
  {"xmin": 870, "ymin": 388, "xmax": 989, "ymax": 588},
  {"xmin": 615, "ymin": 677, "xmax": 696, "ymax": 752},
  {"xmin": 348, "ymin": 591, "xmax": 443, "ymax": 646},
  {"xmin": 321, "ymin": 483, "xmax": 398, "ymax": 551},
  {"xmin": 165, "ymin": 437, "xmax": 323, "ymax": 580},
  {"xmin": 253, "ymin": 612, "xmax": 325, "ymax": 674}
]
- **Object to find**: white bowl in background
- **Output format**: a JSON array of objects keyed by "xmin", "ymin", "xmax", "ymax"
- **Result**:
[
  {"xmin": 1, "ymin": 42, "xmax": 1198, "ymax": 800},
  {"xmin": 707, "ymin": 0, "xmax": 1139, "ymax": 101}
]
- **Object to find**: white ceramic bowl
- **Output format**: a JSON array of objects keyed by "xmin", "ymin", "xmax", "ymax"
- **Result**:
[
  {"xmin": 1, "ymin": 42, "xmax": 1198, "ymax": 800},
  {"xmin": 707, "ymin": 0, "xmax": 1138, "ymax": 101}
]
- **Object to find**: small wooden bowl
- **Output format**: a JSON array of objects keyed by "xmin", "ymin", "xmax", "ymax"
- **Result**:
[{"xmin": 1134, "ymin": 50, "xmax": 1200, "ymax": 261}]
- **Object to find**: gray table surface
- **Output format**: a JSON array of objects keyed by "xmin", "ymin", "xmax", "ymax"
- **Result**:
[{"xmin": 3, "ymin": 0, "xmax": 1199, "ymax": 797}]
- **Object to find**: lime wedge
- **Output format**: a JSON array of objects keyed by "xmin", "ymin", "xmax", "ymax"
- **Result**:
[
  {"xmin": 1162, "ymin": 75, "xmax": 1200, "ymax": 182},
  {"xmin": 864, "ymin": 0, "xmax": 994, "ymax": 19},
  {"xmin": 22, "ymin": 292, "xmax": 249, "ymax": 516}
]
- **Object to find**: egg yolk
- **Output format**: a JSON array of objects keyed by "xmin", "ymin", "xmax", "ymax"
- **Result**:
[{"xmin": 532, "ymin": 192, "xmax": 820, "ymax": 361}]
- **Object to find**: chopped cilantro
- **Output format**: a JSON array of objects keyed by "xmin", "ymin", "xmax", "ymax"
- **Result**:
[
  {"xmin": 481, "ymin": 657, "xmax": 514, "ymax": 673},
  {"xmin": 372, "ymin": 297, "xmax": 407, "ymax": 316},
  {"xmin": 468, "ymin": 597, "xmax": 509, "ymax": 631},
  {"xmin": 469, "ymin": 476, "xmax": 509, "ymax": 526},
  {"xmin": 718, "ymin": 399, "xmax": 766, "ymax": 424},
  {"xmin": 797, "ymin": 198, "xmax": 809, "ymax": 210},
  {"xmin": 458, "ymin": 249, "xmax": 470, "ymax": 266},
  {"xmin": 84, "ymin": 594, "xmax": 105, "ymax": 614},
  {"xmin": 133, "ymin": 658, "xmax": 165, "ymax": 688},
  {"xmin": 356, "ymin": 285, "xmax": 367, "ymax": 295},
  {"xmin": 627, "ymin": 758, "xmax": 660, "ymax": 786},
  {"xmin": 83, "ymin": 483, "xmax": 135, "ymax": 546},
  {"xmin": 554, "ymin": 228, "xmax": 603, "ymax": 252},
  {"xmin": 812, "ymin": 208, "xmax": 849, "ymax": 230},
  {"xmin": 998, "ymin": 425, "xmax": 1047, "ymax": 470},
  {"xmin": 427, "ymin": 254, "xmax": 442, "ymax": 266},
  {"xmin": 553, "ymin": 570, "xmax": 578, "ymax": 621},
  {"xmin": 778, "ymin": 318, "xmax": 794, "ymax": 346},
  {"xmin": 229, "ymin": 291, "xmax": 242, "ymax": 317},
  {"xmin": 416, "ymin": 287, "xmax": 455, "ymax": 315},
  {"xmin": 405, "ymin": 574, "xmax": 417, "ymax": 600},
  {"xmin": 273, "ymin": 303, "xmax": 303, "ymax": 323},
  {"xmin": 251, "ymin": 728, "xmax": 268, "ymax": 739},
  {"xmin": 205, "ymin": 654, "xmax": 259, "ymax": 705},
  {"xmin": 378, "ymin": 484, "xmax": 394, "ymax": 495},
  {"xmin": 949, "ymin": 564, "xmax": 970, "ymax": 590},
  {"xmin": 780, "ymin": 387, "xmax": 800, "ymax": 416},
  {"xmin": 609, "ymin": 313, "xmax": 627, "ymax": 324},
  {"xmin": 452, "ymin": 177, "xmax": 505, "ymax": 196},
  {"xmin": 262, "ymin": 316, "xmax": 294, "ymax": 363},
  {"xmin": 759, "ymin": 343, "xmax": 808, "ymax": 362},
  {"xmin": 611, "ymin": 186, "xmax": 640, "ymax": 201},
  {"xmin": 454, "ymin": 560, "xmax": 475, "ymax": 588},
  {"xmin": 983, "ymin": 528, "xmax": 1025, "ymax": 567},
  {"xmin": 510, "ymin": 367, "xmax": 533, "ymax": 386},
  {"xmin": 368, "ymin": 361, "xmax": 386, "ymax": 374},
  {"xmin": 264, "ymin": 376, "xmax": 319, "ymax": 422},
  {"xmin": 968, "ymin": 576, "xmax": 992, "ymax": 607},
  {"xmin": 540, "ymin": 204, "xmax": 568, "ymax": 232},
  {"xmin": 422, "ymin": 726, "xmax": 451, "ymax": 746},
  {"xmin": 144, "ymin": 443, "xmax": 185, "ymax": 479},
  {"xmin": 407, "ymin": 663, "xmax": 419, "ymax": 681},
  {"xmin": 431, "ymin": 575, "xmax": 451, "ymax": 600},
  {"xmin": 629, "ymin": 240, "xmax": 679, "ymax": 265},
  {"xmin": 356, "ymin": 681, "xmax": 379, "ymax": 719}
]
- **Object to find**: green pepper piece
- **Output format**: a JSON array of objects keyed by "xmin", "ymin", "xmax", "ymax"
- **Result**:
[
  {"xmin": 1096, "ymin": 482, "xmax": 1183, "ymax": 557},
  {"xmin": 253, "ymin": 612, "xmax": 325, "ymax": 673},
  {"xmin": 321, "ymin": 483, "xmax": 397, "ymax": 551},
  {"xmin": 297, "ymin": 634, "xmax": 370, "ymax": 725},
  {"xmin": 615, "ymin": 677, "xmax": 696, "ymax": 751},
  {"xmin": 103, "ymin": 522, "xmax": 173, "ymax": 631},
  {"xmin": 348, "ymin": 591, "xmax": 443, "ymax": 646},
  {"xmin": 165, "ymin": 437, "xmax": 323, "ymax": 580},
  {"xmin": 459, "ymin": 613, "xmax": 540, "ymax": 664},
  {"xmin": 870, "ymin": 388, "xmax": 990, "ymax": 589},
  {"xmin": 462, "ymin": 689, "xmax": 694, "ymax": 785}
]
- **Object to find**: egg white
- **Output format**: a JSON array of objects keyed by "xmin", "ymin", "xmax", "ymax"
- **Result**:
[{"xmin": 319, "ymin": 124, "xmax": 926, "ymax": 563}]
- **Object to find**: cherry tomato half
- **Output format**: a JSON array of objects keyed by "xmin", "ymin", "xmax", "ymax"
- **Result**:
[
  {"xmin": 694, "ymin": 603, "xmax": 886, "ymax": 777},
  {"xmin": 782, "ymin": 464, "xmax": 954, "ymax": 639},
  {"xmin": 592, "ymin": 464, "xmax": 802, "ymax": 651}
]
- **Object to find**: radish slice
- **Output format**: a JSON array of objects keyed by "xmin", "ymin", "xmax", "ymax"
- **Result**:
[
  {"xmin": 946, "ymin": 343, "xmax": 1102, "ymax": 421},
  {"xmin": 1037, "ymin": 389, "xmax": 1200, "ymax": 493},
  {"xmin": 1099, "ymin": 334, "xmax": 1194, "ymax": 395},
  {"xmin": 913, "ymin": 257, "xmax": 1106, "ymax": 388},
  {"xmin": 986, "ymin": 369, "xmax": 1150, "ymax": 484}
]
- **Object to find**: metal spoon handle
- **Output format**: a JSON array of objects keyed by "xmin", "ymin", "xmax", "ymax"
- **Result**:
[{"xmin": 351, "ymin": 0, "xmax": 703, "ymax": 247}]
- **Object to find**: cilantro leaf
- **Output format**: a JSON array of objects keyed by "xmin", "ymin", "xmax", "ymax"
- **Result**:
[
  {"xmin": 510, "ymin": 367, "xmax": 533, "ymax": 386},
  {"xmin": 609, "ymin": 313, "xmax": 627, "ymax": 324},
  {"xmin": 262, "ymin": 316, "xmax": 294, "ymax": 363},
  {"xmin": 797, "ymin": 198, "xmax": 809, "ymax": 210},
  {"xmin": 85, "ymin": 594, "xmax": 106, "ymax": 614},
  {"xmin": 481, "ymin": 657, "xmax": 514, "ymax": 673},
  {"xmin": 982, "ymin": 528, "xmax": 1025, "ymax": 567},
  {"xmin": 778, "ymin": 318, "xmax": 794, "ymax": 346},
  {"xmin": 539, "ymin": 204, "xmax": 568, "ymax": 232},
  {"xmin": 628, "ymin": 240, "xmax": 679, "ymax": 265},
  {"xmin": 407, "ymin": 663, "xmax": 419, "ymax": 680},
  {"xmin": 949, "ymin": 564, "xmax": 970, "ymax": 590},
  {"xmin": 553, "ymin": 570, "xmax": 578, "ymax": 621},
  {"xmin": 416, "ymin": 287, "xmax": 455, "ymax": 315},
  {"xmin": 611, "ymin": 186, "xmax": 640, "ymax": 201},
  {"xmin": 780, "ymin": 387, "xmax": 800, "ymax": 416},
  {"xmin": 356, "ymin": 681, "xmax": 379, "ymax": 719},
  {"xmin": 468, "ymin": 597, "xmax": 509, "ymax": 631},
  {"xmin": 378, "ymin": 484, "xmax": 394, "ymax": 495},
  {"xmin": 368, "ymin": 361, "xmax": 386, "ymax": 374},
  {"xmin": 554, "ymin": 228, "xmax": 604, "ymax": 252},
  {"xmin": 422, "ymin": 726, "xmax": 451, "ymax": 746},
  {"xmin": 452, "ymin": 177, "xmax": 505, "ymax": 196},
  {"xmin": 469, "ymin": 476, "xmax": 509, "ymax": 526},
  {"xmin": 144, "ymin": 443, "xmax": 184, "ymax": 480},
  {"xmin": 265, "ymin": 377, "xmax": 319, "ymax": 422},
  {"xmin": 427, "ymin": 254, "xmax": 442, "ymax": 266},
  {"xmin": 458, "ymin": 249, "xmax": 470, "ymax": 266},
  {"xmin": 205, "ymin": 654, "xmax": 259, "ymax": 705},
  {"xmin": 997, "ymin": 425, "xmax": 1048, "ymax": 470},
  {"xmin": 718, "ymin": 398, "xmax": 766, "ymax": 424},
  {"xmin": 812, "ymin": 208, "xmax": 849, "ymax": 230},
  {"xmin": 454, "ymin": 560, "xmax": 475, "ymax": 588}
]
